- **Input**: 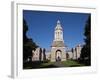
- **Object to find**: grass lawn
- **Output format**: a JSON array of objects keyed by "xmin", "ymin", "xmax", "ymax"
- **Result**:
[
  {"xmin": 39, "ymin": 60, "xmax": 85, "ymax": 68},
  {"xmin": 23, "ymin": 60, "xmax": 85, "ymax": 69},
  {"xmin": 61, "ymin": 60, "xmax": 85, "ymax": 67},
  {"xmin": 23, "ymin": 61, "xmax": 57, "ymax": 69},
  {"xmin": 39, "ymin": 62, "xmax": 57, "ymax": 68}
]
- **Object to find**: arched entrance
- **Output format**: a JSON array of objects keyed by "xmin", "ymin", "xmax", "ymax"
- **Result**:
[{"xmin": 55, "ymin": 50, "xmax": 62, "ymax": 61}]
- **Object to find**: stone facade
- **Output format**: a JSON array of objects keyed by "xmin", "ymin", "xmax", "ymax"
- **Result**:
[
  {"xmin": 50, "ymin": 47, "xmax": 66, "ymax": 62},
  {"xmin": 32, "ymin": 48, "xmax": 40, "ymax": 61},
  {"xmin": 74, "ymin": 44, "xmax": 82, "ymax": 59},
  {"xmin": 67, "ymin": 44, "xmax": 82, "ymax": 60},
  {"xmin": 32, "ymin": 48, "xmax": 44, "ymax": 61},
  {"xmin": 67, "ymin": 51, "xmax": 73, "ymax": 59}
]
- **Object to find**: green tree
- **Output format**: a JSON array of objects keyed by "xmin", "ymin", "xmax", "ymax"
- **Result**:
[
  {"xmin": 23, "ymin": 19, "xmax": 38, "ymax": 62},
  {"xmin": 23, "ymin": 19, "xmax": 28, "ymax": 44},
  {"xmin": 80, "ymin": 16, "xmax": 91, "ymax": 65},
  {"xmin": 43, "ymin": 48, "xmax": 46, "ymax": 61},
  {"xmin": 39, "ymin": 48, "xmax": 42, "ymax": 61}
]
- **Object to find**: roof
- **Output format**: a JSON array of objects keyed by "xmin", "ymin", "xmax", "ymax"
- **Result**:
[
  {"xmin": 51, "ymin": 41, "xmax": 65, "ymax": 47},
  {"xmin": 55, "ymin": 20, "xmax": 63, "ymax": 30}
]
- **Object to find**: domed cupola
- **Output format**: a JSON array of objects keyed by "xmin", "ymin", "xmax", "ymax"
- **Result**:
[
  {"xmin": 54, "ymin": 20, "xmax": 64, "ymax": 41},
  {"xmin": 55, "ymin": 20, "xmax": 63, "ymax": 30}
]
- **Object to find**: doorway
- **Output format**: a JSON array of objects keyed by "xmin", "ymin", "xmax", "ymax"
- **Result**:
[{"xmin": 55, "ymin": 50, "xmax": 62, "ymax": 61}]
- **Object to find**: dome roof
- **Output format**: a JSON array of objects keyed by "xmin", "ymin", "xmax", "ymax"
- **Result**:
[{"xmin": 55, "ymin": 20, "xmax": 63, "ymax": 30}]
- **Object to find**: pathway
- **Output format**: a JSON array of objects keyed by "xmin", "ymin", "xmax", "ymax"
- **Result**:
[{"xmin": 53, "ymin": 61, "xmax": 65, "ymax": 67}]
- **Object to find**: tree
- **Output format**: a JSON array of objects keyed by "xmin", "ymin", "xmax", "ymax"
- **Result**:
[
  {"xmin": 23, "ymin": 19, "xmax": 38, "ymax": 62},
  {"xmin": 80, "ymin": 16, "xmax": 91, "ymax": 65},
  {"xmin": 43, "ymin": 48, "xmax": 46, "ymax": 61},
  {"xmin": 39, "ymin": 48, "xmax": 42, "ymax": 61}
]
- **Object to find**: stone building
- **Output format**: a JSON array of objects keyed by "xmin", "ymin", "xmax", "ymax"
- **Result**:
[
  {"xmin": 73, "ymin": 44, "xmax": 82, "ymax": 60},
  {"xmin": 32, "ymin": 48, "xmax": 44, "ymax": 61},
  {"xmin": 32, "ymin": 20, "xmax": 82, "ymax": 62},
  {"xmin": 50, "ymin": 20, "xmax": 66, "ymax": 62},
  {"xmin": 67, "ymin": 44, "xmax": 82, "ymax": 60}
]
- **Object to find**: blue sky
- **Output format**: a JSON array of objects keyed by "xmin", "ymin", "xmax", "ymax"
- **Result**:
[{"xmin": 23, "ymin": 10, "xmax": 90, "ymax": 49}]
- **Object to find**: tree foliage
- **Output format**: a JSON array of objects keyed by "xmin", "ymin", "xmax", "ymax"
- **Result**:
[
  {"xmin": 80, "ymin": 16, "xmax": 91, "ymax": 65},
  {"xmin": 23, "ymin": 19, "xmax": 38, "ymax": 61},
  {"xmin": 43, "ymin": 48, "xmax": 46, "ymax": 61},
  {"xmin": 39, "ymin": 48, "xmax": 42, "ymax": 61}
]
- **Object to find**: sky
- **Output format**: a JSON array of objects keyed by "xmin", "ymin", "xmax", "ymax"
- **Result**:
[{"xmin": 23, "ymin": 10, "xmax": 90, "ymax": 49}]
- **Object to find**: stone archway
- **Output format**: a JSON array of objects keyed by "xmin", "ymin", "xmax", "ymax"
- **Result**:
[{"xmin": 55, "ymin": 50, "xmax": 62, "ymax": 61}]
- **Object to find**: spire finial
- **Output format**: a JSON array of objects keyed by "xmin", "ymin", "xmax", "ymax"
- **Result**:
[{"xmin": 57, "ymin": 20, "xmax": 60, "ymax": 24}]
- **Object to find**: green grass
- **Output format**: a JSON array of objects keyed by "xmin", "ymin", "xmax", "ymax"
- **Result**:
[
  {"xmin": 40, "ymin": 62, "xmax": 54, "ymax": 66},
  {"xmin": 40, "ymin": 60, "xmax": 85, "ymax": 68},
  {"xmin": 61, "ymin": 60, "xmax": 85, "ymax": 67},
  {"xmin": 39, "ymin": 62, "xmax": 58, "ymax": 68},
  {"xmin": 23, "ymin": 60, "xmax": 85, "ymax": 69}
]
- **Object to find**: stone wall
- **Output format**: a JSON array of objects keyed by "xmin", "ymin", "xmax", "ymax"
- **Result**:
[
  {"xmin": 32, "ymin": 48, "xmax": 44, "ymax": 61},
  {"xmin": 32, "ymin": 44, "xmax": 82, "ymax": 62}
]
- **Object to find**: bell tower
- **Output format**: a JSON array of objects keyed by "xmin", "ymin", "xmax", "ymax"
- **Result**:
[
  {"xmin": 51, "ymin": 20, "xmax": 66, "ymax": 62},
  {"xmin": 54, "ymin": 20, "xmax": 64, "ymax": 42}
]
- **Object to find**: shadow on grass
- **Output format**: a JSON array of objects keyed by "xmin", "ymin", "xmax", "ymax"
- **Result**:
[
  {"xmin": 69, "ymin": 65, "xmax": 83, "ymax": 67},
  {"xmin": 40, "ymin": 65, "xmax": 58, "ymax": 68}
]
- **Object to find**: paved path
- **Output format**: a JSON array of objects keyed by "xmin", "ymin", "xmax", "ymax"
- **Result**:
[{"xmin": 53, "ymin": 62, "xmax": 65, "ymax": 67}]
